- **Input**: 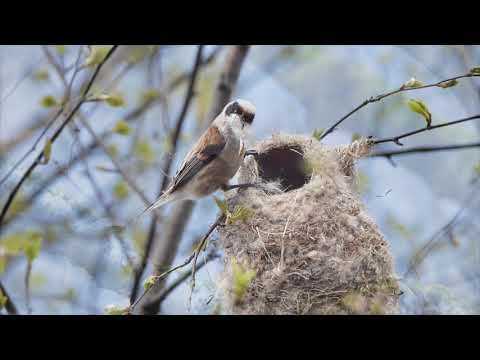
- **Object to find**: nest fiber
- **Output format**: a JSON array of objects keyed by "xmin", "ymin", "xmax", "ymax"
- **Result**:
[{"xmin": 217, "ymin": 134, "xmax": 399, "ymax": 314}]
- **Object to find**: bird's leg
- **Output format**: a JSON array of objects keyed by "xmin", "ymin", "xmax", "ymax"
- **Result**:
[
  {"xmin": 244, "ymin": 149, "xmax": 259, "ymax": 159},
  {"xmin": 221, "ymin": 182, "xmax": 261, "ymax": 192}
]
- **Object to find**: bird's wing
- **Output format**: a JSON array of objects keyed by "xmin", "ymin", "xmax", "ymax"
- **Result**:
[{"xmin": 170, "ymin": 125, "xmax": 226, "ymax": 192}]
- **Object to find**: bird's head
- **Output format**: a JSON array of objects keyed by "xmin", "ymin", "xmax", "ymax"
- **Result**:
[{"xmin": 223, "ymin": 99, "xmax": 256, "ymax": 130}]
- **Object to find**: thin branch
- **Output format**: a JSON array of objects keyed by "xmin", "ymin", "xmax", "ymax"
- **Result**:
[
  {"xmin": 149, "ymin": 252, "xmax": 220, "ymax": 307},
  {"xmin": 0, "ymin": 45, "xmax": 119, "ymax": 231},
  {"xmin": 373, "ymin": 114, "xmax": 480, "ymax": 146},
  {"xmin": 129, "ymin": 45, "xmax": 204, "ymax": 305},
  {"xmin": 25, "ymin": 261, "xmax": 32, "ymax": 314},
  {"xmin": 129, "ymin": 214, "xmax": 224, "ymax": 314},
  {"xmin": 319, "ymin": 72, "xmax": 480, "ymax": 141},
  {"xmin": 370, "ymin": 141, "xmax": 480, "ymax": 158},
  {"xmin": 404, "ymin": 176, "xmax": 480, "ymax": 278},
  {"xmin": 1, "ymin": 47, "xmax": 221, "ymax": 231},
  {"xmin": 78, "ymin": 117, "xmax": 153, "ymax": 207},
  {"xmin": 135, "ymin": 45, "xmax": 250, "ymax": 315},
  {"xmin": 0, "ymin": 281, "xmax": 18, "ymax": 314}
]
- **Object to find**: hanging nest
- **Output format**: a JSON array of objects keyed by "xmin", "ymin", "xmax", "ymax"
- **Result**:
[{"xmin": 216, "ymin": 134, "xmax": 400, "ymax": 315}]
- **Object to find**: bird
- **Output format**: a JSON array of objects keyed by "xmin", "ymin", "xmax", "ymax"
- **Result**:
[{"xmin": 138, "ymin": 99, "xmax": 256, "ymax": 218}]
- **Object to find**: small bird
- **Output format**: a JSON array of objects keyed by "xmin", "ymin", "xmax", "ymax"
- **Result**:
[{"xmin": 139, "ymin": 99, "xmax": 256, "ymax": 217}]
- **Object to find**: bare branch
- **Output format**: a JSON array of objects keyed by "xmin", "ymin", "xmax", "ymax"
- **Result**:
[
  {"xmin": 370, "ymin": 141, "xmax": 480, "ymax": 158},
  {"xmin": 136, "ymin": 45, "xmax": 250, "ymax": 315},
  {"xmin": 373, "ymin": 114, "xmax": 480, "ymax": 146},
  {"xmin": 1, "ymin": 47, "xmax": 222, "ymax": 231},
  {"xmin": 129, "ymin": 45, "xmax": 204, "ymax": 305},
  {"xmin": 129, "ymin": 214, "xmax": 224, "ymax": 314},
  {"xmin": 0, "ymin": 45, "xmax": 119, "ymax": 231},
  {"xmin": 320, "ymin": 72, "xmax": 480, "ymax": 141}
]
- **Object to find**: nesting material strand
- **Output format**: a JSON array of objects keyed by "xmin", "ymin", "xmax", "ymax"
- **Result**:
[{"xmin": 217, "ymin": 134, "xmax": 399, "ymax": 314}]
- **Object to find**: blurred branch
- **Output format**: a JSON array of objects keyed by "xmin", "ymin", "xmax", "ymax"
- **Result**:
[
  {"xmin": 0, "ymin": 45, "xmax": 119, "ymax": 232},
  {"xmin": 78, "ymin": 117, "xmax": 153, "ymax": 207},
  {"xmin": 136, "ymin": 45, "xmax": 250, "ymax": 315},
  {"xmin": 320, "ymin": 71, "xmax": 480, "ymax": 141},
  {"xmin": 129, "ymin": 214, "xmax": 224, "ymax": 314},
  {"xmin": 373, "ymin": 114, "xmax": 480, "ymax": 146},
  {"xmin": 148, "ymin": 251, "xmax": 220, "ymax": 307},
  {"xmin": 1, "ymin": 47, "xmax": 222, "ymax": 231},
  {"xmin": 24, "ymin": 261, "xmax": 32, "ymax": 314},
  {"xmin": 0, "ymin": 281, "xmax": 18, "ymax": 314},
  {"xmin": 78, "ymin": 136, "xmax": 135, "ymax": 267},
  {"xmin": 404, "ymin": 176, "xmax": 480, "ymax": 278},
  {"xmin": 129, "ymin": 45, "xmax": 204, "ymax": 305},
  {"xmin": 370, "ymin": 141, "xmax": 480, "ymax": 158}
]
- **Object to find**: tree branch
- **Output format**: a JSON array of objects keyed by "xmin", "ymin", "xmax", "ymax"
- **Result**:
[
  {"xmin": 319, "ymin": 72, "xmax": 480, "ymax": 141},
  {"xmin": 1, "ymin": 46, "xmax": 222, "ymax": 231},
  {"xmin": 0, "ymin": 45, "xmax": 119, "ymax": 232},
  {"xmin": 129, "ymin": 45, "xmax": 204, "ymax": 305},
  {"xmin": 136, "ymin": 45, "xmax": 250, "ymax": 315},
  {"xmin": 370, "ymin": 141, "xmax": 480, "ymax": 158},
  {"xmin": 373, "ymin": 114, "xmax": 480, "ymax": 146}
]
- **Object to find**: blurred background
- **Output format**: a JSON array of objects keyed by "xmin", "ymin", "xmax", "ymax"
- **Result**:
[{"xmin": 1, "ymin": 45, "xmax": 479, "ymax": 315}]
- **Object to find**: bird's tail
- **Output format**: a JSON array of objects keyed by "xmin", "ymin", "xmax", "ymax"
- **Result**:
[
  {"xmin": 103, "ymin": 190, "xmax": 177, "ymax": 235},
  {"xmin": 137, "ymin": 190, "xmax": 175, "ymax": 219}
]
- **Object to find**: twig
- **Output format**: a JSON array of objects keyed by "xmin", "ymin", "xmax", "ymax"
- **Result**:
[
  {"xmin": 0, "ymin": 45, "xmax": 119, "ymax": 231},
  {"xmin": 373, "ymin": 114, "xmax": 480, "ymax": 146},
  {"xmin": 130, "ymin": 213, "xmax": 224, "ymax": 314},
  {"xmin": 149, "ymin": 252, "xmax": 220, "ymax": 307},
  {"xmin": 129, "ymin": 45, "xmax": 204, "ymax": 305},
  {"xmin": 135, "ymin": 45, "xmax": 250, "ymax": 315},
  {"xmin": 404, "ymin": 176, "xmax": 480, "ymax": 278},
  {"xmin": 370, "ymin": 141, "xmax": 480, "ymax": 158},
  {"xmin": 25, "ymin": 261, "xmax": 32, "ymax": 314},
  {"xmin": 1, "ymin": 46, "xmax": 221, "ymax": 231},
  {"xmin": 319, "ymin": 72, "xmax": 480, "ymax": 141},
  {"xmin": 187, "ymin": 214, "xmax": 224, "ymax": 311},
  {"xmin": 0, "ymin": 281, "xmax": 18, "ymax": 314}
]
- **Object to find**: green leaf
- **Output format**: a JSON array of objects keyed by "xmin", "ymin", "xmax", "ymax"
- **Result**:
[
  {"xmin": 407, "ymin": 98, "xmax": 432, "ymax": 127},
  {"xmin": 474, "ymin": 162, "xmax": 480, "ymax": 176},
  {"xmin": 105, "ymin": 305, "xmax": 129, "ymax": 315},
  {"xmin": 312, "ymin": 128, "xmax": 324, "ymax": 141},
  {"xmin": 41, "ymin": 139, "xmax": 52, "ymax": 165},
  {"xmin": 134, "ymin": 141, "xmax": 155, "ymax": 164},
  {"xmin": 54, "ymin": 45, "xmax": 66, "ymax": 55},
  {"xmin": 402, "ymin": 77, "xmax": 424, "ymax": 89},
  {"xmin": 213, "ymin": 196, "xmax": 229, "ymax": 216},
  {"xmin": 106, "ymin": 144, "xmax": 118, "ymax": 158},
  {"xmin": 351, "ymin": 133, "xmax": 362, "ymax": 142},
  {"xmin": 84, "ymin": 46, "xmax": 110, "ymax": 67},
  {"xmin": 23, "ymin": 233, "xmax": 42, "ymax": 263},
  {"xmin": 437, "ymin": 79, "xmax": 458, "ymax": 89},
  {"xmin": 0, "ymin": 256, "xmax": 6, "ymax": 275},
  {"xmin": 143, "ymin": 275, "xmax": 157, "ymax": 290},
  {"xmin": 227, "ymin": 206, "xmax": 255, "ymax": 225},
  {"xmin": 40, "ymin": 95, "xmax": 58, "ymax": 108},
  {"xmin": 140, "ymin": 89, "xmax": 161, "ymax": 104},
  {"xmin": 33, "ymin": 69, "xmax": 49, "ymax": 81},
  {"xmin": 97, "ymin": 93, "xmax": 126, "ymax": 107},
  {"xmin": 470, "ymin": 67, "xmax": 480, "ymax": 75},
  {"xmin": 231, "ymin": 259, "xmax": 256, "ymax": 303},
  {"xmin": 0, "ymin": 288, "xmax": 7, "ymax": 310},
  {"xmin": 114, "ymin": 181, "xmax": 129, "ymax": 200},
  {"xmin": 113, "ymin": 120, "xmax": 131, "ymax": 136}
]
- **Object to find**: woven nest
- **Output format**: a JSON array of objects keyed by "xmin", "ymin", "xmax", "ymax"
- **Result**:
[{"xmin": 216, "ymin": 134, "xmax": 400, "ymax": 315}]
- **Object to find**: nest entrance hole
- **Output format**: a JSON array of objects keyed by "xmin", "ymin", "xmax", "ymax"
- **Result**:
[{"xmin": 256, "ymin": 145, "xmax": 311, "ymax": 192}]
